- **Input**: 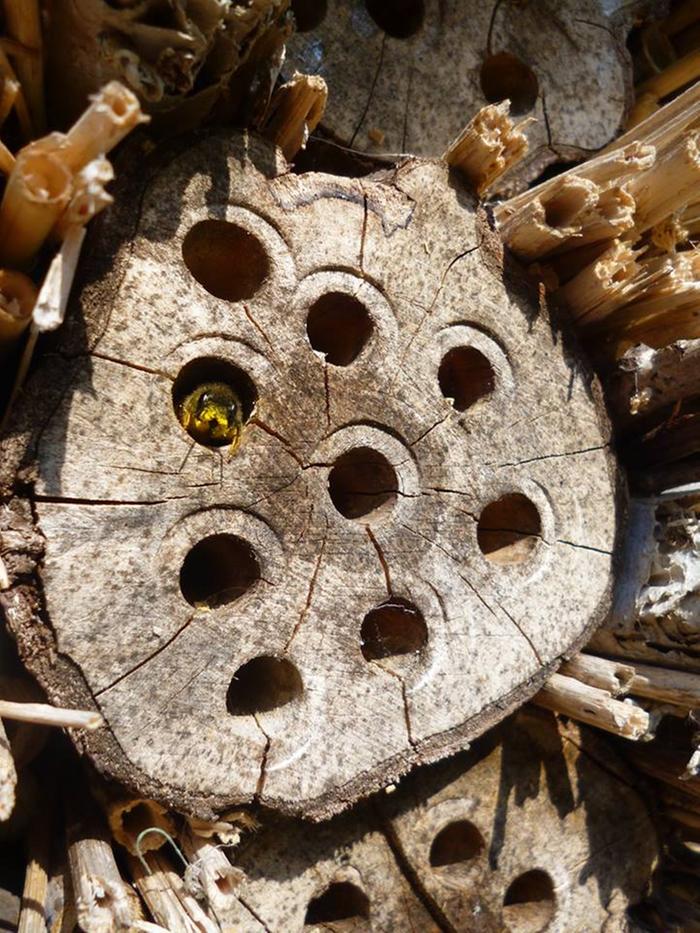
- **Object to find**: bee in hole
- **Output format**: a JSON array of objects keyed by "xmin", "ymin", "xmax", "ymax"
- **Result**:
[{"xmin": 178, "ymin": 382, "xmax": 244, "ymax": 450}]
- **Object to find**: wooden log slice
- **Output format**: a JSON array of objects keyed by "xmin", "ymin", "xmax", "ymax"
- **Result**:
[
  {"xmin": 0, "ymin": 131, "xmax": 621, "ymax": 818},
  {"xmin": 224, "ymin": 710, "xmax": 657, "ymax": 931},
  {"xmin": 284, "ymin": 0, "xmax": 637, "ymax": 187}
]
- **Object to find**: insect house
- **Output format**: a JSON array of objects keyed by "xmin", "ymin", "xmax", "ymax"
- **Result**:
[{"xmin": 0, "ymin": 1, "xmax": 699, "ymax": 931}]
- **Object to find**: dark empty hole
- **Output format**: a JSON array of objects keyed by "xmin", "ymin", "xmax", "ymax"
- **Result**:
[
  {"xmin": 429, "ymin": 820, "xmax": 485, "ymax": 868},
  {"xmin": 480, "ymin": 52, "xmax": 539, "ymax": 116},
  {"xmin": 182, "ymin": 219, "xmax": 270, "ymax": 301},
  {"xmin": 361, "ymin": 598, "xmax": 427, "ymax": 661},
  {"xmin": 365, "ymin": 0, "xmax": 425, "ymax": 38},
  {"xmin": 305, "ymin": 882, "xmax": 370, "ymax": 926},
  {"xmin": 180, "ymin": 534, "xmax": 260, "ymax": 608},
  {"xmin": 227, "ymin": 656, "xmax": 303, "ymax": 715},
  {"xmin": 477, "ymin": 494, "xmax": 541, "ymax": 565},
  {"xmin": 328, "ymin": 447, "xmax": 398, "ymax": 521},
  {"xmin": 438, "ymin": 346, "xmax": 496, "ymax": 412},
  {"xmin": 292, "ymin": 0, "xmax": 327, "ymax": 31},
  {"xmin": 172, "ymin": 356, "xmax": 257, "ymax": 448},
  {"xmin": 503, "ymin": 869, "xmax": 556, "ymax": 933},
  {"xmin": 306, "ymin": 292, "xmax": 373, "ymax": 366},
  {"xmin": 215, "ymin": 873, "xmax": 238, "ymax": 896}
]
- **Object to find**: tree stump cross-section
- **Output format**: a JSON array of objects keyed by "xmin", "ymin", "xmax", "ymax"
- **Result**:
[{"xmin": 0, "ymin": 132, "xmax": 621, "ymax": 818}]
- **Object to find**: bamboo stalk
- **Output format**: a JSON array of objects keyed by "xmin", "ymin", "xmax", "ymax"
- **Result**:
[
  {"xmin": 261, "ymin": 71, "xmax": 327, "ymax": 161},
  {"xmin": 180, "ymin": 826, "xmax": 244, "ymax": 925},
  {"xmin": 533, "ymin": 672, "xmax": 651, "ymax": 739},
  {"xmin": 60, "ymin": 82, "xmax": 148, "ymax": 172},
  {"xmin": 18, "ymin": 819, "xmax": 50, "ymax": 933},
  {"xmin": 127, "ymin": 851, "xmax": 218, "ymax": 933},
  {"xmin": 560, "ymin": 654, "xmax": 635, "ymax": 697},
  {"xmin": 66, "ymin": 789, "xmax": 136, "ymax": 932},
  {"xmin": 53, "ymin": 159, "xmax": 114, "ymax": 239},
  {"xmin": 0, "ymin": 700, "xmax": 102, "ymax": 730},
  {"xmin": 637, "ymin": 47, "xmax": 700, "ymax": 101},
  {"xmin": 0, "ymin": 718, "xmax": 16, "ymax": 821},
  {"xmin": 444, "ymin": 101, "xmax": 529, "ymax": 196},
  {"xmin": 106, "ymin": 797, "xmax": 176, "ymax": 856},
  {"xmin": 2, "ymin": 0, "xmax": 44, "ymax": 134},
  {"xmin": 0, "ymin": 268, "xmax": 37, "ymax": 350},
  {"xmin": 0, "ymin": 47, "xmax": 32, "ymax": 139},
  {"xmin": 0, "ymin": 142, "xmax": 72, "ymax": 267}
]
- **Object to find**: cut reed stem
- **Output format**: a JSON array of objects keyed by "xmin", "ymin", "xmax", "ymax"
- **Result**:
[
  {"xmin": 0, "ymin": 700, "xmax": 102, "ymax": 730},
  {"xmin": 533, "ymin": 672, "xmax": 652, "ymax": 739},
  {"xmin": 444, "ymin": 102, "xmax": 529, "ymax": 196},
  {"xmin": 261, "ymin": 71, "xmax": 327, "ymax": 161}
]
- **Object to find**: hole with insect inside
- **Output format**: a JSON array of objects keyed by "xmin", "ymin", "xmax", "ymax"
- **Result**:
[
  {"xmin": 182, "ymin": 219, "xmax": 270, "ymax": 301},
  {"xmin": 227, "ymin": 656, "xmax": 303, "ymax": 715},
  {"xmin": 172, "ymin": 357, "xmax": 257, "ymax": 449}
]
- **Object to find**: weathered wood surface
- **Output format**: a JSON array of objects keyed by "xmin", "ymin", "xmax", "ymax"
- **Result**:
[
  {"xmin": 226, "ymin": 710, "xmax": 657, "ymax": 931},
  {"xmin": 591, "ymin": 494, "xmax": 700, "ymax": 671},
  {"xmin": 284, "ymin": 0, "xmax": 637, "ymax": 187},
  {"xmin": 0, "ymin": 131, "xmax": 619, "ymax": 818}
]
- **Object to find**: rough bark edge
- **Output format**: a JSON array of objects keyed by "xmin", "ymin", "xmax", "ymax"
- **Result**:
[{"xmin": 0, "ymin": 130, "xmax": 626, "ymax": 821}]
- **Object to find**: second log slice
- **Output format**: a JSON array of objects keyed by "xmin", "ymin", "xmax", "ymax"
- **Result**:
[{"xmin": 0, "ymin": 132, "xmax": 621, "ymax": 817}]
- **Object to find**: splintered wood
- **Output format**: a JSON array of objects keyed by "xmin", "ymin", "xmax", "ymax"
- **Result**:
[
  {"xmin": 496, "ymin": 84, "xmax": 700, "ymax": 369},
  {"xmin": 226, "ymin": 711, "xmax": 657, "ymax": 932},
  {"xmin": 285, "ymin": 0, "xmax": 636, "ymax": 185},
  {"xmin": 0, "ymin": 131, "xmax": 619, "ymax": 819}
]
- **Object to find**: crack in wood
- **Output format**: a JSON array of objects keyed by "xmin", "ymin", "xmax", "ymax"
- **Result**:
[
  {"xmin": 366, "ymin": 527, "xmax": 392, "ymax": 595},
  {"xmin": 285, "ymin": 521, "xmax": 328, "ymax": 651}
]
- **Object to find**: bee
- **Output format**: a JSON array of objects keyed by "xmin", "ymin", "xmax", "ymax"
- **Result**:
[{"xmin": 178, "ymin": 381, "xmax": 244, "ymax": 450}]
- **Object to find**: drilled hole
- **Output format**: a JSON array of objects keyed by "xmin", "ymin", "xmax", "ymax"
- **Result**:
[
  {"xmin": 182, "ymin": 219, "xmax": 270, "ymax": 301},
  {"xmin": 429, "ymin": 820, "xmax": 485, "ymax": 868},
  {"xmin": 477, "ymin": 494, "xmax": 541, "ymax": 565},
  {"xmin": 306, "ymin": 292, "xmax": 373, "ymax": 366},
  {"xmin": 438, "ymin": 346, "xmax": 495, "ymax": 411},
  {"xmin": 364, "ymin": 0, "xmax": 424, "ymax": 37},
  {"xmin": 328, "ymin": 448, "xmax": 398, "ymax": 521},
  {"xmin": 480, "ymin": 52, "xmax": 539, "ymax": 116},
  {"xmin": 227, "ymin": 656, "xmax": 303, "ymax": 715},
  {"xmin": 292, "ymin": 0, "xmax": 327, "ymax": 31},
  {"xmin": 172, "ymin": 357, "xmax": 257, "ymax": 448},
  {"xmin": 503, "ymin": 870, "xmax": 556, "ymax": 933},
  {"xmin": 305, "ymin": 882, "xmax": 370, "ymax": 926},
  {"xmin": 180, "ymin": 535, "xmax": 260, "ymax": 608},
  {"xmin": 361, "ymin": 598, "xmax": 427, "ymax": 661}
]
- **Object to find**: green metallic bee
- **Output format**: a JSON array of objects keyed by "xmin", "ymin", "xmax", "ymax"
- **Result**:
[{"xmin": 178, "ymin": 381, "xmax": 244, "ymax": 450}]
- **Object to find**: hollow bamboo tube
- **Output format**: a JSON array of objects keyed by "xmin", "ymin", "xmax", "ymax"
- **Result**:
[
  {"xmin": 0, "ymin": 144, "xmax": 72, "ymax": 267},
  {"xmin": 180, "ymin": 825, "xmax": 244, "ymax": 924},
  {"xmin": 2, "ymin": 0, "xmax": 44, "ymax": 134},
  {"xmin": 444, "ymin": 102, "xmax": 529, "ymax": 195},
  {"xmin": 66, "ymin": 784, "xmax": 136, "ymax": 932},
  {"xmin": 18, "ymin": 819, "xmax": 50, "ymax": 933},
  {"xmin": 560, "ymin": 654, "xmax": 635, "ymax": 697},
  {"xmin": 106, "ymin": 797, "xmax": 176, "ymax": 856},
  {"xmin": 0, "ymin": 47, "xmax": 31, "ymax": 138},
  {"xmin": 0, "ymin": 269, "xmax": 37, "ymax": 349},
  {"xmin": 127, "ymin": 852, "xmax": 217, "ymax": 933},
  {"xmin": 0, "ymin": 700, "xmax": 102, "ymax": 730},
  {"xmin": 262, "ymin": 72, "xmax": 327, "ymax": 161},
  {"xmin": 0, "ymin": 718, "xmax": 16, "ymax": 821},
  {"xmin": 533, "ymin": 672, "xmax": 651, "ymax": 739},
  {"xmin": 61, "ymin": 82, "xmax": 147, "ymax": 173}
]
